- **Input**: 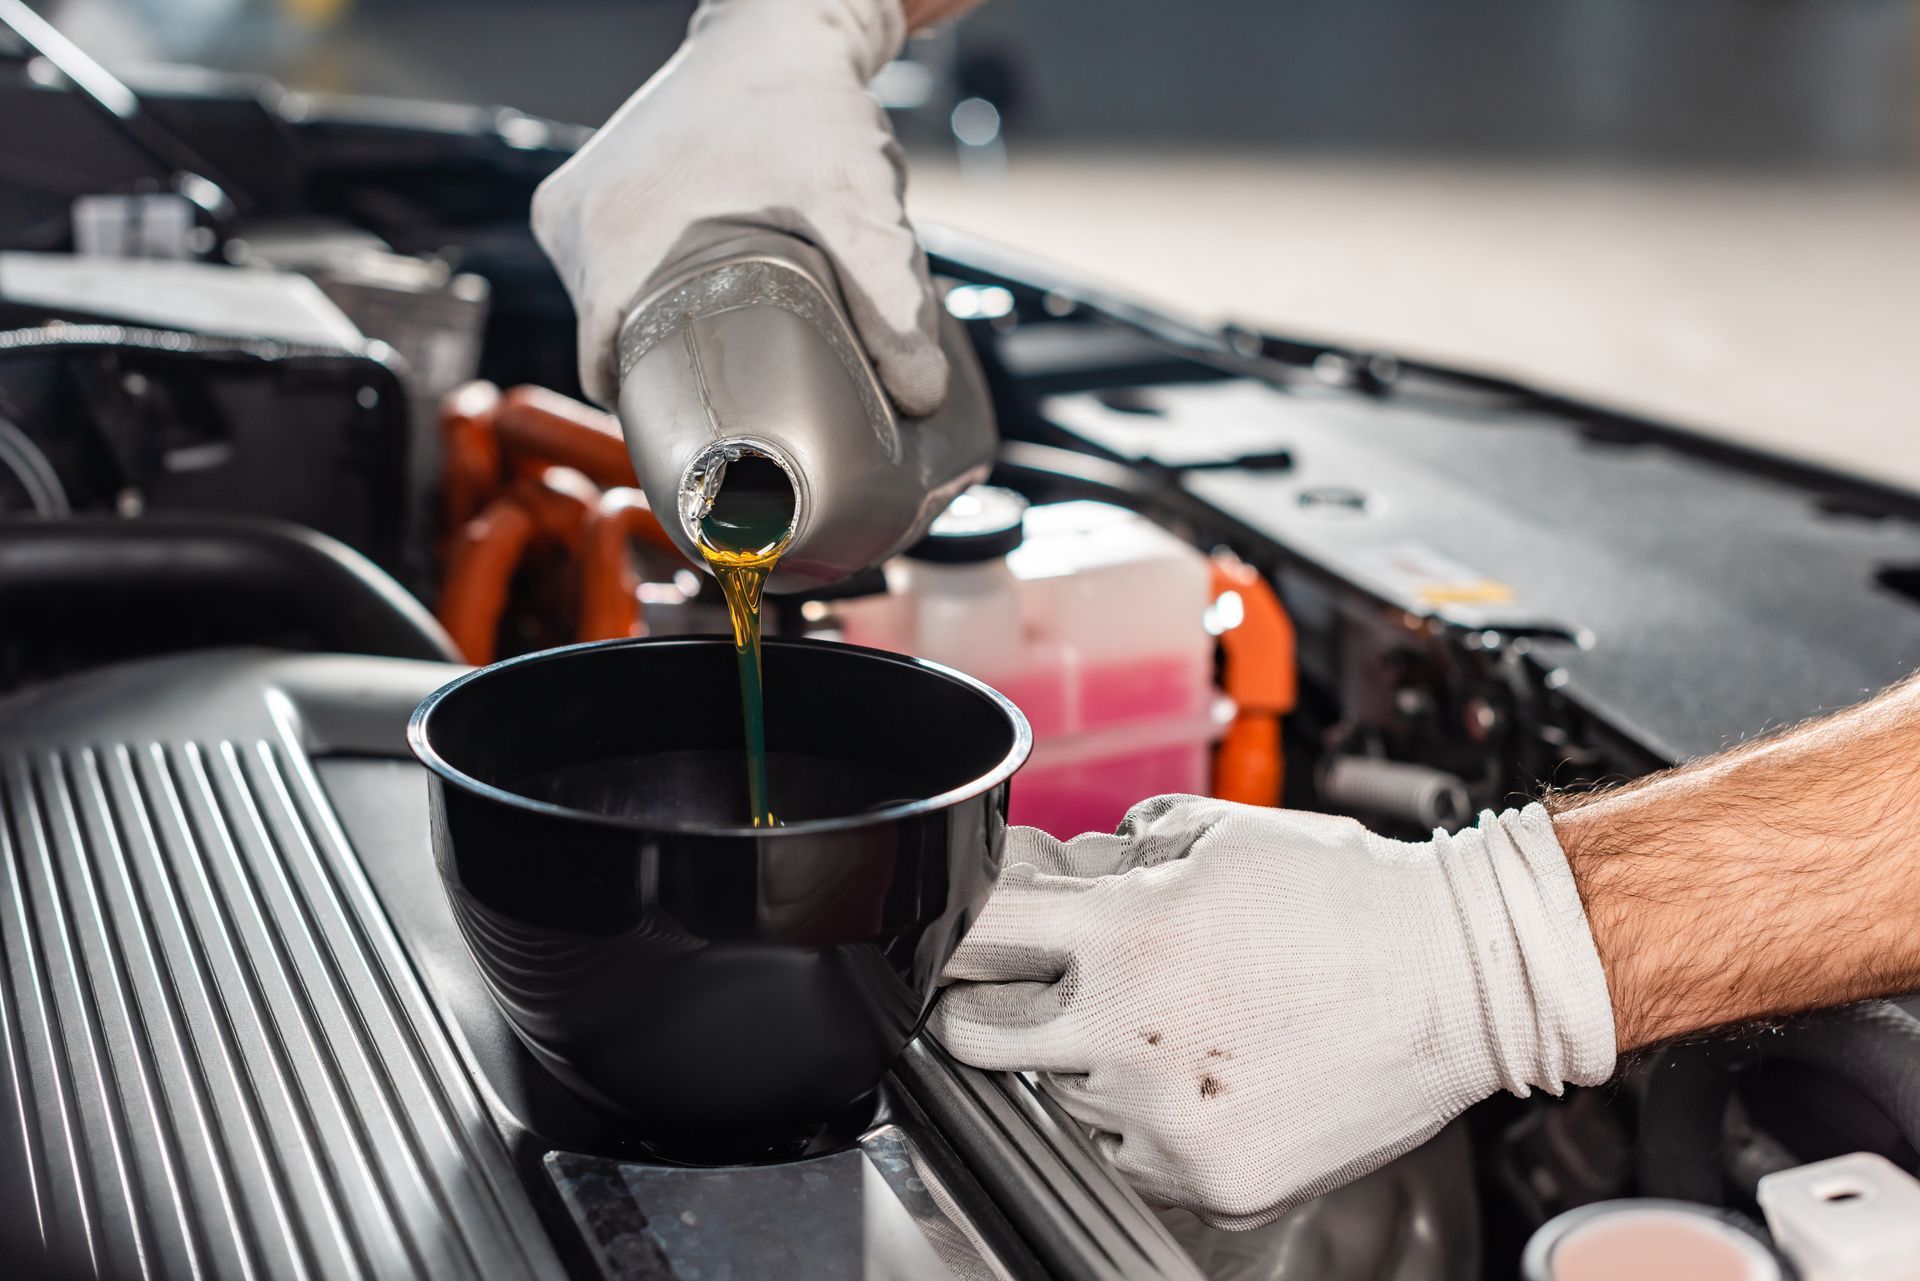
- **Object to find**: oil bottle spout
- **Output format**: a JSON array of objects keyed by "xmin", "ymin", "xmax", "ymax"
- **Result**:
[
  {"xmin": 682, "ymin": 443, "xmax": 800, "ymax": 561},
  {"xmin": 612, "ymin": 232, "xmax": 996, "ymax": 594}
]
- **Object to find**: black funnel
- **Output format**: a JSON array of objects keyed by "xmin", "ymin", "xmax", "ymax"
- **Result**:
[{"xmin": 408, "ymin": 637, "xmax": 1029, "ymax": 1152}]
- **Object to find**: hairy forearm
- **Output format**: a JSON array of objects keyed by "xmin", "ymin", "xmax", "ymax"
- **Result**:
[
  {"xmin": 901, "ymin": 0, "xmax": 988, "ymax": 32},
  {"xmin": 1550, "ymin": 674, "xmax": 1920, "ymax": 1053}
]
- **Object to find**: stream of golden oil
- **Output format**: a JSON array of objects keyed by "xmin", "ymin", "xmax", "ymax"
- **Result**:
[{"xmin": 695, "ymin": 494, "xmax": 792, "ymax": 828}]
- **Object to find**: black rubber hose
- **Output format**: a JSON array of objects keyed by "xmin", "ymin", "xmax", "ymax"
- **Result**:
[
  {"xmin": 1637, "ymin": 1037, "xmax": 1746, "ymax": 1205},
  {"xmin": 0, "ymin": 514, "xmax": 458, "ymax": 663},
  {"xmin": 1639, "ymin": 1000, "xmax": 1920, "ymax": 1204}
]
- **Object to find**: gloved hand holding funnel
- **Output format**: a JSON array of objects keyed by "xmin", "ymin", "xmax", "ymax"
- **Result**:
[
  {"xmin": 933, "ymin": 797, "xmax": 1618, "ymax": 1229},
  {"xmin": 533, "ymin": 0, "xmax": 994, "ymax": 593}
]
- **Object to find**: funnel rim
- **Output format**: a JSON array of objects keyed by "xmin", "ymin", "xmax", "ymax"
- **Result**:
[{"xmin": 408, "ymin": 635, "xmax": 1032, "ymax": 839}]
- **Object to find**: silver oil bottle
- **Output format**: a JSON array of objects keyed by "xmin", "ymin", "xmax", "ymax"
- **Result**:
[{"xmin": 612, "ymin": 232, "xmax": 996, "ymax": 593}]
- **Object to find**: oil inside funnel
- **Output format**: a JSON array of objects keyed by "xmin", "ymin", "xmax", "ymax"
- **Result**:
[{"xmin": 515, "ymin": 749, "xmax": 921, "ymax": 828}]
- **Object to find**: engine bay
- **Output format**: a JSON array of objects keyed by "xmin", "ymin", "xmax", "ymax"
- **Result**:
[{"xmin": 4, "ymin": 34, "xmax": 1920, "ymax": 1281}]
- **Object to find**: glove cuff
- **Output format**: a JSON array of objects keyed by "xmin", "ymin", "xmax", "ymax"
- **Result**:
[{"xmin": 1404, "ymin": 804, "xmax": 1617, "ymax": 1111}]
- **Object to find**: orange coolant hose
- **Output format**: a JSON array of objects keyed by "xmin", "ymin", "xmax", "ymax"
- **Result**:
[
  {"xmin": 440, "ymin": 380, "xmax": 504, "ymax": 540},
  {"xmin": 494, "ymin": 384, "xmax": 634, "ymax": 489},
  {"xmin": 1210, "ymin": 553, "xmax": 1297, "ymax": 807},
  {"xmin": 437, "ymin": 467, "xmax": 595, "ymax": 663},
  {"xmin": 579, "ymin": 488, "xmax": 676, "ymax": 641},
  {"xmin": 438, "ymin": 495, "xmax": 538, "ymax": 665},
  {"xmin": 507, "ymin": 466, "xmax": 595, "ymax": 550},
  {"xmin": 437, "ymin": 382, "xmax": 689, "ymax": 661}
]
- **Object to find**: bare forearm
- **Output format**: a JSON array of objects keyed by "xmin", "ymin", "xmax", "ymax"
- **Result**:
[
  {"xmin": 901, "ymin": 0, "xmax": 987, "ymax": 32},
  {"xmin": 1550, "ymin": 674, "xmax": 1920, "ymax": 1052}
]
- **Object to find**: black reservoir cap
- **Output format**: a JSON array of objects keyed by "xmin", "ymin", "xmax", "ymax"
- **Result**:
[{"xmin": 905, "ymin": 486, "xmax": 1028, "ymax": 563}]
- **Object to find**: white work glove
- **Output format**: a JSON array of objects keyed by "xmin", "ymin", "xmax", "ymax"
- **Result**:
[
  {"xmin": 531, "ymin": 0, "xmax": 948, "ymax": 414},
  {"xmin": 931, "ymin": 797, "xmax": 1617, "ymax": 1229}
]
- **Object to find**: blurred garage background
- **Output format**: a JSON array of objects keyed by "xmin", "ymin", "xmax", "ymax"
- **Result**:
[{"xmin": 38, "ymin": 0, "xmax": 1920, "ymax": 486}]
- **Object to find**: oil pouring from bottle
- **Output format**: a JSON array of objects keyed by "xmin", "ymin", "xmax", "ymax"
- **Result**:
[
  {"xmin": 682, "ymin": 445, "xmax": 797, "ymax": 828},
  {"xmin": 613, "ymin": 233, "xmax": 996, "ymax": 822}
]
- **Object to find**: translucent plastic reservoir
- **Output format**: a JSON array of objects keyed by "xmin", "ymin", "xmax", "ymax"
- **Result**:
[{"xmin": 835, "ymin": 500, "xmax": 1220, "ymax": 837}]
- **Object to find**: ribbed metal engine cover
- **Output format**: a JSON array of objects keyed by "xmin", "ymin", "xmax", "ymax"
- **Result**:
[{"xmin": 0, "ymin": 651, "xmax": 564, "ymax": 1281}]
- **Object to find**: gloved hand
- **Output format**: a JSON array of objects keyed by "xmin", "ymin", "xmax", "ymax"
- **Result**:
[
  {"xmin": 931, "ymin": 797, "xmax": 1617, "ymax": 1228},
  {"xmin": 531, "ymin": 0, "xmax": 948, "ymax": 414}
]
